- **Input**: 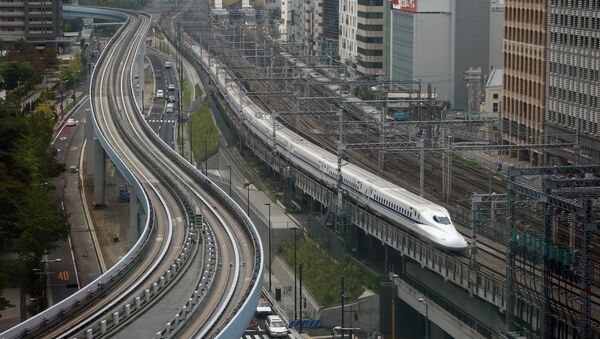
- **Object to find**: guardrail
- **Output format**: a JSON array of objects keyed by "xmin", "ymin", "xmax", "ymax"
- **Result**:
[{"xmin": 0, "ymin": 7, "xmax": 153, "ymax": 339}]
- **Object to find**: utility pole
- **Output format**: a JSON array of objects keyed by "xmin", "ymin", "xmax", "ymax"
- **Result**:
[
  {"xmin": 299, "ymin": 263, "xmax": 303, "ymax": 333},
  {"xmin": 341, "ymin": 277, "xmax": 345, "ymax": 339}
]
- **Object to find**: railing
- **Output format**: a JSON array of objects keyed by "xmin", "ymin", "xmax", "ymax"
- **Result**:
[
  {"xmin": 138, "ymin": 26, "xmax": 265, "ymax": 338},
  {"xmin": 0, "ymin": 8, "xmax": 154, "ymax": 339}
]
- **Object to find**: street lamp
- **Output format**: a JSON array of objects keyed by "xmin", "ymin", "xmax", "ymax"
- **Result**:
[
  {"xmin": 226, "ymin": 165, "xmax": 232, "ymax": 196},
  {"xmin": 203, "ymin": 139, "xmax": 208, "ymax": 176},
  {"xmin": 38, "ymin": 258, "xmax": 62, "ymax": 310},
  {"xmin": 418, "ymin": 298, "xmax": 429, "ymax": 339},
  {"xmin": 265, "ymin": 203, "xmax": 272, "ymax": 292}
]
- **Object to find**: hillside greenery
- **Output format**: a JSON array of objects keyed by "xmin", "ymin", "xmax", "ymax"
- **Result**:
[{"xmin": 80, "ymin": 0, "xmax": 151, "ymax": 9}]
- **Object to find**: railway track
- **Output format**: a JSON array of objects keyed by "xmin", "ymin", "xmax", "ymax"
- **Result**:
[
  {"xmin": 167, "ymin": 10, "xmax": 600, "ymax": 332},
  {"xmin": 0, "ymin": 7, "xmax": 261, "ymax": 339}
]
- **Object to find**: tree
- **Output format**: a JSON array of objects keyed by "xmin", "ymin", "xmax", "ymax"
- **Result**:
[
  {"xmin": 60, "ymin": 53, "xmax": 84, "ymax": 89},
  {"xmin": 15, "ymin": 183, "xmax": 69, "ymax": 267},
  {"xmin": 0, "ymin": 61, "xmax": 40, "ymax": 90}
]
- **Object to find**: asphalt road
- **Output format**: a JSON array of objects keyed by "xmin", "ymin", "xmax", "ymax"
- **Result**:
[
  {"xmin": 48, "ymin": 99, "xmax": 93, "ymax": 306},
  {"xmin": 146, "ymin": 50, "xmax": 179, "ymax": 147}
]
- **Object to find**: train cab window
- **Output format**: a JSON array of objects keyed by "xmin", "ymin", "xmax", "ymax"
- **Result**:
[{"xmin": 433, "ymin": 216, "xmax": 451, "ymax": 225}]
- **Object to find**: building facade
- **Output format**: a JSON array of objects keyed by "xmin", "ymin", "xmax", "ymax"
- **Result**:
[
  {"xmin": 544, "ymin": 0, "xmax": 600, "ymax": 164},
  {"xmin": 384, "ymin": 0, "xmax": 452, "ymax": 99},
  {"xmin": 384, "ymin": 0, "xmax": 489, "ymax": 108},
  {"xmin": 0, "ymin": 0, "xmax": 63, "ymax": 43},
  {"xmin": 502, "ymin": 0, "xmax": 546, "ymax": 164},
  {"xmin": 339, "ymin": 0, "xmax": 357, "ymax": 62}
]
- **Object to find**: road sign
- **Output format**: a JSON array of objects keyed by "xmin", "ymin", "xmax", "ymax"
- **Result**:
[{"xmin": 289, "ymin": 320, "xmax": 320, "ymax": 328}]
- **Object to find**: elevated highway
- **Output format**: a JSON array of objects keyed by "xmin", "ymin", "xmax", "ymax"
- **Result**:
[{"xmin": 1, "ymin": 6, "xmax": 262, "ymax": 339}]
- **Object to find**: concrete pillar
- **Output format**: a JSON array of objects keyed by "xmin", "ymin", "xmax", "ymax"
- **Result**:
[
  {"xmin": 113, "ymin": 312, "xmax": 120, "ymax": 326},
  {"xmin": 100, "ymin": 320, "xmax": 107, "ymax": 334},
  {"xmin": 93, "ymin": 138, "xmax": 107, "ymax": 206},
  {"xmin": 86, "ymin": 328, "xmax": 93, "ymax": 339},
  {"xmin": 125, "ymin": 304, "xmax": 131, "ymax": 317},
  {"xmin": 135, "ymin": 296, "xmax": 141, "ymax": 309},
  {"xmin": 85, "ymin": 108, "xmax": 94, "ymax": 176}
]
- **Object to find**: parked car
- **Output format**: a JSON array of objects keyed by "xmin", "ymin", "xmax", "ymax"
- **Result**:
[
  {"xmin": 166, "ymin": 103, "xmax": 174, "ymax": 113},
  {"xmin": 256, "ymin": 298, "xmax": 272, "ymax": 316},
  {"xmin": 167, "ymin": 84, "xmax": 176, "ymax": 91},
  {"xmin": 156, "ymin": 89, "xmax": 164, "ymax": 98},
  {"xmin": 266, "ymin": 315, "xmax": 288, "ymax": 337},
  {"xmin": 66, "ymin": 118, "xmax": 77, "ymax": 126}
]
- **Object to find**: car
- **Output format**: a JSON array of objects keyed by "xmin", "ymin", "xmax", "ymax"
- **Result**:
[
  {"xmin": 266, "ymin": 315, "xmax": 288, "ymax": 337},
  {"xmin": 156, "ymin": 89, "xmax": 164, "ymax": 98},
  {"xmin": 166, "ymin": 103, "xmax": 174, "ymax": 113},
  {"xmin": 164, "ymin": 61, "xmax": 172, "ymax": 69},
  {"xmin": 66, "ymin": 118, "xmax": 77, "ymax": 126},
  {"xmin": 256, "ymin": 298, "xmax": 272, "ymax": 316},
  {"xmin": 168, "ymin": 95, "xmax": 176, "ymax": 103},
  {"xmin": 167, "ymin": 84, "xmax": 176, "ymax": 91}
]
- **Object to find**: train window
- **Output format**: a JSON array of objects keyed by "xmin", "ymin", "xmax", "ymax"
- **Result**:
[{"xmin": 433, "ymin": 216, "xmax": 451, "ymax": 225}]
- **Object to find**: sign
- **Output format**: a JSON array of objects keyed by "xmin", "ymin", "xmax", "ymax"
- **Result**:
[
  {"xmin": 289, "ymin": 320, "xmax": 321, "ymax": 328},
  {"xmin": 392, "ymin": 0, "xmax": 417, "ymax": 11}
]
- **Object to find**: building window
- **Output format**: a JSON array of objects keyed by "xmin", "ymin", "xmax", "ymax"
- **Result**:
[
  {"xmin": 493, "ymin": 103, "xmax": 499, "ymax": 112},
  {"xmin": 493, "ymin": 93, "xmax": 499, "ymax": 99}
]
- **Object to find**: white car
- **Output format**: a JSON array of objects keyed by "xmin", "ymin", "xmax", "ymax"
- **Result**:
[
  {"xmin": 66, "ymin": 118, "xmax": 77, "ymax": 126},
  {"xmin": 167, "ymin": 84, "xmax": 176, "ymax": 91},
  {"xmin": 165, "ymin": 61, "xmax": 172, "ymax": 69},
  {"xmin": 156, "ymin": 89, "xmax": 164, "ymax": 98},
  {"xmin": 166, "ymin": 103, "xmax": 174, "ymax": 113},
  {"xmin": 266, "ymin": 315, "xmax": 288, "ymax": 337},
  {"xmin": 256, "ymin": 298, "xmax": 272, "ymax": 316}
]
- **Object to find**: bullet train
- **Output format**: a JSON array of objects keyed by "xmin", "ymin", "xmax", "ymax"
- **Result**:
[{"xmin": 192, "ymin": 45, "xmax": 468, "ymax": 251}]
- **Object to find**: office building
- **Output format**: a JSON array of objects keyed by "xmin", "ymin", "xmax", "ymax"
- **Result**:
[
  {"xmin": 0, "ymin": 0, "xmax": 63, "ymax": 43},
  {"xmin": 502, "ymin": 0, "xmax": 546, "ymax": 163},
  {"xmin": 384, "ymin": 0, "xmax": 490, "ymax": 109},
  {"xmin": 544, "ymin": 0, "xmax": 600, "ymax": 164}
]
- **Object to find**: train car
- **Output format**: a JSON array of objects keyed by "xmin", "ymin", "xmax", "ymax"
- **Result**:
[{"xmin": 193, "ymin": 45, "xmax": 468, "ymax": 251}]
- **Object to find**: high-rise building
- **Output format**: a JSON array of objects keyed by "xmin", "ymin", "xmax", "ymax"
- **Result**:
[
  {"xmin": 544, "ymin": 0, "xmax": 600, "ymax": 164},
  {"xmin": 318, "ymin": 0, "xmax": 339, "ymax": 56},
  {"xmin": 0, "ymin": 0, "xmax": 63, "ymax": 43},
  {"xmin": 339, "ymin": 0, "xmax": 384, "ymax": 75},
  {"xmin": 384, "ymin": 0, "xmax": 489, "ymax": 108},
  {"xmin": 502, "ymin": 0, "xmax": 546, "ymax": 164}
]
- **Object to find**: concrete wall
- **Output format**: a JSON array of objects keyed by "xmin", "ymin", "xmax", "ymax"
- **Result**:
[
  {"xmin": 318, "ymin": 291, "xmax": 380, "ymax": 333},
  {"xmin": 405, "ymin": 261, "xmax": 505, "ymax": 334}
]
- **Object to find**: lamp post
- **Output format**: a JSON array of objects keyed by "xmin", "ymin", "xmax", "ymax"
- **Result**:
[
  {"xmin": 226, "ymin": 165, "xmax": 232, "ymax": 196},
  {"xmin": 418, "ymin": 298, "xmax": 429, "ymax": 339},
  {"xmin": 264, "ymin": 203, "xmax": 272, "ymax": 292},
  {"xmin": 293, "ymin": 226, "xmax": 297, "ymax": 322},
  {"xmin": 203, "ymin": 139, "xmax": 208, "ymax": 176},
  {"xmin": 38, "ymin": 258, "xmax": 62, "ymax": 310}
]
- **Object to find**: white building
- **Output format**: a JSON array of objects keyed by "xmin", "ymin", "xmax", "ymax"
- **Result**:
[
  {"xmin": 483, "ymin": 67, "xmax": 502, "ymax": 119},
  {"xmin": 339, "ymin": 0, "xmax": 357, "ymax": 63}
]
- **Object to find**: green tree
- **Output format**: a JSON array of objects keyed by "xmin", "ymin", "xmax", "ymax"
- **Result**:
[
  {"xmin": 60, "ymin": 53, "xmax": 84, "ymax": 89},
  {"xmin": 0, "ymin": 61, "xmax": 40, "ymax": 90},
  {"xmin": 15, "ymin": 183, "xmax": 68, "ymax": 266}
]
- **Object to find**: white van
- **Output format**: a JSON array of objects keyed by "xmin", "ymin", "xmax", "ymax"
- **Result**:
[
  {"xmin": 166, "ymin": 103, "xmax": 174, "ymax": 113},
  {"xmin": 156, "ymin": 89, "xmax": 164, "ymax": 98}
]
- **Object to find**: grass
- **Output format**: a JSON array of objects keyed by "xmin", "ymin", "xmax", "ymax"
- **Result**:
[
  {"xmin": 281, "ymin": 234, "xmax": 382, "ymax": 306},
  {"xmin": 195, "ymin": 84, "xmax": 203, "ymax": 98},
  {"xmin": 189, "ymin": 98, "xmax": 220, "ymax": 163}
]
